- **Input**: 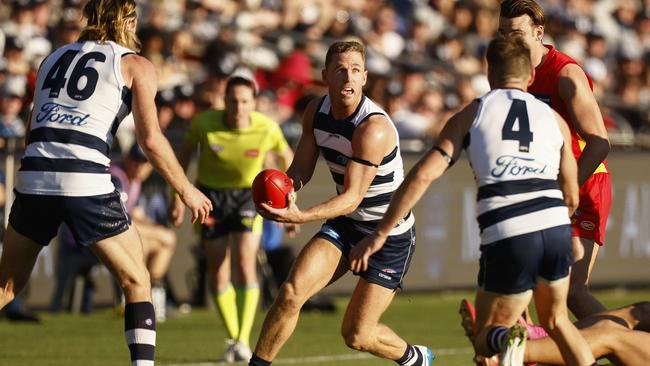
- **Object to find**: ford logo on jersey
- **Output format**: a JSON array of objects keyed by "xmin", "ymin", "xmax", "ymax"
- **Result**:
[
  {"xmin": 35, "ymin": 102, "xmax": 91, "ymax": 126},
  {"xmin": 491, "ymin": 155, "xmax": 547, "ymax": 178}
]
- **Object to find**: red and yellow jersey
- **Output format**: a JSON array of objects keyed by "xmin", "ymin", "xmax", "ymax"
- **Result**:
[{"xmin": 528, "ymin": 45, "xmax": 608, "ymax": 175}]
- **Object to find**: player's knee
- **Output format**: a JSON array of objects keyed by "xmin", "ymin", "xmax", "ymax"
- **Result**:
[
  {"xmin": 120, "ymin": 268, "xmax": 151, "ymax": 296},
  {"xmin": 277, "ymin": 281, "xmax": 307, "ymax": 313},
  {"xmin": 341, "ymin": 327, "xmax": 372, "ymax": 352}
]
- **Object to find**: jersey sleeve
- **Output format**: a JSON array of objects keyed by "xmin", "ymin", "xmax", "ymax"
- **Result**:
[{"xmin": 268, "ymin": 121, "xmax": 289, "ymax": 153}]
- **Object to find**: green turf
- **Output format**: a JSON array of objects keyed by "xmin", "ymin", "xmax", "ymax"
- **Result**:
[{"xmin": 0, "ymin": 289, "xmax": 647, "ymax": 365}]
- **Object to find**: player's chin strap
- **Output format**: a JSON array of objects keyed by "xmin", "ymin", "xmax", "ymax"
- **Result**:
[
  {"xmin": 349, "ymin": 156, "xmax": 379, "ymax": 168},
  {"xmin": 432, "ymin": 145, "xmax": 454, "ymax": 167}
]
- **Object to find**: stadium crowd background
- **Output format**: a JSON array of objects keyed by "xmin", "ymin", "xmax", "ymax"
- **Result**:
[{"xmin": 0, "ymin": 0, "xmax": 649, "ymax": 153}]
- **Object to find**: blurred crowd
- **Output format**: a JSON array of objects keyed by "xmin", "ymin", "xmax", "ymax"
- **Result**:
[{"xmin": 0, "ymin": 0, "xmax": 649, "ymax": 151}]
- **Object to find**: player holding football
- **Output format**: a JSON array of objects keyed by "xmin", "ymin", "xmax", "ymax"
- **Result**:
[
  {"xmin": 499, "ymin": 0, "xmax": 611, "ymax": 320},
  {"xmin": 169, "ymin": 76, "xmax": 292, "ymax": 362},
  {"xmin": 350, "ymin": 36, "xmax": 595, "ymax": 366},
  {"xmin": 250, "ymin": 41, "xmax": 433, "ymax": 366}
]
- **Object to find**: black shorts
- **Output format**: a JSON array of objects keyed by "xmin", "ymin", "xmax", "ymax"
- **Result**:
[
  {"xmin": 478, "ymin": 225, "xmax": 573, "ymax": 295},
  {"xmin": 315, "ymin": 216, "xmax": 416, "ymax": 290},
  {"xmin": 9, "ymin": 190, "xmax": 130, "ymax": 247},
  {"xmin": 199, "ymin": 186, "xmax": 262, "ymax": 240}
]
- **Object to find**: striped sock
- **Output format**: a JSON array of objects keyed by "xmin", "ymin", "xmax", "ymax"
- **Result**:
[
  {"xmin": 236, "ymin": 285, "xmax": 260, "ymax": 346},
  {"xmin": 487, "ymin": 326, "xmax": 508, "ymax": 354},
  {"xmin": 396, "ymin": 344, "xmax": 427, "ymax": 365},
  {"xmin": 215, "ymin": 284, "xmax": 239, "ymax": 340},
  {"xmin": 125, "ymin": 301, "xmax": 156, "ymax": 366}
]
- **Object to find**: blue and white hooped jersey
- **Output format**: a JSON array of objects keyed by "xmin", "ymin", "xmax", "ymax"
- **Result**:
[
  {"xmin": 17, "ymin": 41, "xmax": 134, "ymax": 196},
  {"xmin": 466, "ymin": 88, "xmax": 570, "ymax": 244},
  {"xmin": 313, "ymin": 95, "xmax": 414, "ymax": 236}
]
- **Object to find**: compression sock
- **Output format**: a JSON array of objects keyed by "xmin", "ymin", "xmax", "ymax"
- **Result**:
[
  {"xmin": 487, "ymin": 326, "xmax": 508, "ymax": 354},
  {"xmin": 236, "ymin": 284, "xmax": 260, "ymax": 346},
  {"xmin": 215, "ymin": 284, "xmax": 239, "ymax": 340},
  {"xmin": 125, "ymin": 301, "xmax": 156, "ymax": 365},
  {"xmin": 249, "ymin": 353, "xmax": 271, "ymax": 366}
]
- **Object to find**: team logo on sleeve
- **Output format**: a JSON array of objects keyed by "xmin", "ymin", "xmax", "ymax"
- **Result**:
[{"xmin": 580, "ymin": 220, "xmax": 595, "ymax": 231}]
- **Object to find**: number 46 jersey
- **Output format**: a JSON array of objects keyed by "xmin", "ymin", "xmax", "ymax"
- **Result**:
[
  {"xmin": 18, "ymin": 41, "xmax": 135, "ymax": 197},
  {"xmin": 465, "ymin": 88, "xmax": 570, "ymax": 245}
]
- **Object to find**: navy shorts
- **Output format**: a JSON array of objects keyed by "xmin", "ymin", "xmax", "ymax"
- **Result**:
[
  {"xmin": 9, "ymin": 190, "xmax": 130, "ymax": 247},
  {"xmin": 199, "ymin": 187, "xmax": 262, "ymax": 240},
  {"xmin": 478, "ymin": 225, "xmax": 573, "ymax": 295},
  {"xmin": 315, "ymin": 216, "xmax": 416, "ymax": 290}
]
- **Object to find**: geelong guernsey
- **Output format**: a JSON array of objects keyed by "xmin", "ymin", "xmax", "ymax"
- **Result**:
[
  {"xmin": 17, "ymin": 41, "xmax": 134, "ymax": 196},
  {"xmin": 466, "ymin": 89, "xmax": 570, "ymax": 244},
  {"xmin": 313, "ymin": 95, "xmax": 414, "ymax": 236}
]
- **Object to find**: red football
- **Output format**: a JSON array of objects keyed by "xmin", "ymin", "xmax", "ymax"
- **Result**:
[{"xmin": 252, "ymin": 169, "xmax": 293, "ymax": 209}]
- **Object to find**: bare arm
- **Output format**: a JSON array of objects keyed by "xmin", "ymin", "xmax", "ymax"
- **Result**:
[
  {"xmin": 558, "ymin": 64, "xmax": 610, "ymax": 186},
  {"xmin": 285, "ymin": 99, "xmax": 320, "ymax": 191},
  {"xmin": 553, "ymin": 110, "xmax": 579, "ymax": 216},
  {"xmin": 349, "ymin": 102, "xmax": 478, "ymax": 272},
  {"xmin": 375, "ymin": 102, "xmax": 477, "ymax": 237},
  {"xmin": 260, "ymin": 113, "xmax": 396, "ymax": 223},
  {"xmin": 122, "ymin": 54, "xmax": 212, "ymax": 223}
]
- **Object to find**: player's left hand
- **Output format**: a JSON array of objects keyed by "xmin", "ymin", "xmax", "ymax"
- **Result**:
[
  {"xmin": 258, "ymin": 191, "xmax": 304, "ymax": 224},
  {"xmin": 349, "ymin": 233, "xmax": 387, "ymax": 273}
]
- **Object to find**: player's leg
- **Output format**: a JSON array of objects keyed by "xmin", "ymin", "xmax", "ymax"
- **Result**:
[
  {"xmin": 574, "ymin": 301, "xmax": 650, "ymax": 332},
  {"xmin": 0, "ymin": 225, "xmax": 43, "ymax": 308},
  {"xmin": 474, "ymin": 288, "xmax": 532, "ymax": 358},
  {"xmin": 568, "ymin": 236, "xmax": 605, "ymax": 319},
  {"xmin": 205, "ymin": 236, "xmax": 240, "ymax": 342},
  {"xmin": 92, "ymin": 226, "xmax": 154, "ymax": 366},
  {"xmin": 524, "ymin": 316, "xmax": 650, "ymax": 365},
  {"xmin": 231, "ymin": 228, "xmax": 262, "ymax": 360},
  {"xmin": 534, "ymin": 276, "xmax": 595, "ymax": 365},
  {"xmin": 135, "ymin": 222, "xmax": 177, "ymax": 323},
  {"xmin": 135, "ymin": 222, "xmax": 176, "ymax": 284},
  {"xmin": 340, "ymin": 278, "xmax": 433, "ymax": 365},
  {"xmin": 250, "ymin": 236, "xmax": 348, "ymax": 364}
]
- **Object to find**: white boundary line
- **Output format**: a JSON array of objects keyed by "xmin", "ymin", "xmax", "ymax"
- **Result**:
[{"xmin": 162, "ymin": 347, "xmax": 474, "ymax": 365}]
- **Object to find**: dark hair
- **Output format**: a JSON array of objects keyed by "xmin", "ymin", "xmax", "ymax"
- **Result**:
[
  {"xmin": 78, "ymin": 0, "xmax": 141, "ymax": 51},
  {"xmin": 486, "ymin": 36, "xmax": 532, "ymax": 84},
  {"xmin": 225, "ymin": 76, "xmax": 257, "ymax": 97},
  {"xmin": 500, "ymin": 0, "xmax": 545, "ymax": 26},
  {"xmin": 325, "ymin": 41, "xmax": 366, "ymax": 68}
]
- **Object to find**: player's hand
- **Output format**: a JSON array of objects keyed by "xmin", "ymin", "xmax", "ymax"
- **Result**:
[
  {"xmin": 349, "ymin": 233, "xmax": 387, "ymax": 273},
  {"xmin": 168, "ymin": 195, "xmax": 185, "ymax": 227},
  {"xmin": 258, "ymin": 190, "xmax": 304, "ymax": 224},
  {"xmin": 179, "ymin": 185, "xmax": 213, "ymax": 224}
]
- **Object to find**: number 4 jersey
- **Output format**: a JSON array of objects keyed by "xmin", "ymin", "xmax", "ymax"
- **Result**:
[
  {"xmin": 17, "ymin": 41, "xmax": 134, "ymax": 196},
  {"xmin": 465, "ymin": 88, "xmax": 570, "ymax": 245}
]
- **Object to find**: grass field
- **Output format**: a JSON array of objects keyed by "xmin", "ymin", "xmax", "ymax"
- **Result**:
[{"xmin": 0, "ymin": 289, "xmax": 648, "ymax": 365}]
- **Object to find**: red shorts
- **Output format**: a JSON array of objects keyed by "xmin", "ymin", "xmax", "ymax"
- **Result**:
[{"xmin": 571, "ymin": 173, "xmax": 611, "ymax": 245}]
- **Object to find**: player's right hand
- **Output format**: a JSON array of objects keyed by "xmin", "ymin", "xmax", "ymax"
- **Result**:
[{"xmin": 180, "ymin": 186, "xmax": 213, "ymax": 224}]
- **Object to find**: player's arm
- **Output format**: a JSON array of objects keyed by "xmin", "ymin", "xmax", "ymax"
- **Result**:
[
  {"xmin": 299, "ymin": 114, "xmax": 394, "ymax": 221},
  {"xmin": 553, "ymin": 110, "xmax": 579, "ymax": 216},
  {"xmin": 349, "ymin": 101, "xmax": 478, "ymax": 272},
  {"xmin": 558, "ymin": 64, "xmax": 610, "ymax": 186},
  {"xmin": 122, "ymin": 54, "xmax": 212, "ymax": 224},
  {"xmin": 285, "ymin": 99, "xmax": 320, "ymax": 191}
]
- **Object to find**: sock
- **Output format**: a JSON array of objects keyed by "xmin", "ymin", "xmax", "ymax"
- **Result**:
[
  {"xmin": 249, "ymin": 353, "xmax": 271, "ymax": 366},
  {"xmin": 487, "ymin": 326, "xmax": 508, "ymax": 354},
  {"xmin": 215, "ymin": 284, "xmax": 239, "ymax": 339},
  {"xmin": 151, "ymin": 286, "xmax": 166, "ymax": 323},
  {"xmin": 236, "ymin": 285, "xmax": 260, "ymax": 346},
  {"xmin": 125, "ymin": 301, "xmax": 156, "ymax": 366},
  {"xmin": 396, "ymin": 344, "xmax": 425, "ymax": 366}
]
